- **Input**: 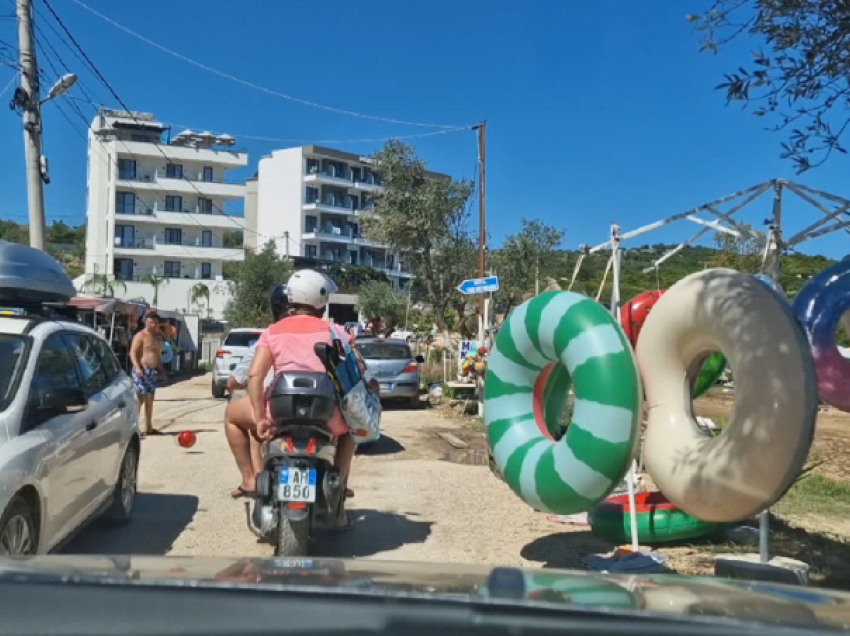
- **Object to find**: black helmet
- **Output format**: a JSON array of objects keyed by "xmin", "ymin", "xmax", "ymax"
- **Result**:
[{"xmin": 270, "ymin": 283, "xmax": 289, "ymax": 321}]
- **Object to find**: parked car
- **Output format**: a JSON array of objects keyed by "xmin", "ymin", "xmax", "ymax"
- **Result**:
[
  {"xmin": 354, "ymin": 338, "xmax": 424, "ymax": 408},
  {"xmin": 211, "ymin": 328, "xmax": 265, "ymax": 398},
  {"xmin": 0, "ymin": 316, "xmax": 141, "ymax": 556}
]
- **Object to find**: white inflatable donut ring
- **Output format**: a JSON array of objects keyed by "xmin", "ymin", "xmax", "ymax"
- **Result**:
[{"xmin": 637, "ymin": 269, "xmax": 817, "ymax": 523}]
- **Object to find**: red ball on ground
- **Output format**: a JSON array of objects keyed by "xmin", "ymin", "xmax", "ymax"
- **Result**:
[{"xmin": 177, "ymin": 430, "xmax": 197, "ymax": 448}]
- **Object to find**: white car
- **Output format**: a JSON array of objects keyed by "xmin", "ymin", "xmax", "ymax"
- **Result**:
[
  {"xmin": 0, "ymin": 316, "xmax": 140, "ymax": 555},
  {"xmin": 211, "ymin": 327, "xmax": 265, "ymax": 398}
]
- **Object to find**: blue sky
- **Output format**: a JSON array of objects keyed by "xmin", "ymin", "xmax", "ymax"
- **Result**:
[{"xmin": 1, "ymin": 0, "xmax": 848, "ymax": 257}]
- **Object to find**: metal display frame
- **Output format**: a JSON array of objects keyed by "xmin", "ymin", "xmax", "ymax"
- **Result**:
[{"xmin": 577, "ymin": 179, "xmax": 849, "ymax": 561}]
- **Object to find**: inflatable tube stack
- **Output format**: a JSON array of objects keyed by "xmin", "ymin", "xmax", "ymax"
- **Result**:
[{"xmin": 486, "ymin": 268, "xmax": 819, "ymax": 527}]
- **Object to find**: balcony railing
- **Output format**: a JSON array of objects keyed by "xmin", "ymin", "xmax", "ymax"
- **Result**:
[
  {"xmin": 116, "ymin": 268, "xmax": 218, "ymax": 282},
  {"xmin": 115, "ymin": 170, "xmax": 244, "ymax": 186},
  {"xmin": 306, "ymin": 166, "xmax": 382, "ymax": 187},
  {"xmin": 115, "ymin": 204, "xmax": 244, "ymax": 218},
  {"xmin": 115, "ymin": 236, "xmax": 242, "ymax": 250}
]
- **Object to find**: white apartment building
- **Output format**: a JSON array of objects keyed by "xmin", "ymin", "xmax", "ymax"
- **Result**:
[
  {"xmin": 81, "ymin": 110, "xmax": 248, "ymax": 318},
  {"xmin": 249, "ymin": 145, "xmax": 423, "ymax": 289}
]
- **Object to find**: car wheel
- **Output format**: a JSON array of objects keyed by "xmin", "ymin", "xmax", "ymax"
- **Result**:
[
  {"xmin": 212, "ymin": 379, "xmax": 225, "ymax": 399},
  {"xmin": 0, "ymin": 497, "xmax": 38, "ymax": 556},
  {"xmin": 104, "ymin": 443, "xmax": 139, "ymax": 525}
]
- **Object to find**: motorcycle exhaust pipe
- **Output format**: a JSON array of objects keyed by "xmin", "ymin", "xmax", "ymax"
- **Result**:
[{"xmin": 244, "ymin": 501, "xmax": 264, "ymax": 539}]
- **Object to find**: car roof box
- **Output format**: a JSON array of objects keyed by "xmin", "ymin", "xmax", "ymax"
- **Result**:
[{"xmin": 0, "ymin": 241, "xmax": 76, "ymax": 304}]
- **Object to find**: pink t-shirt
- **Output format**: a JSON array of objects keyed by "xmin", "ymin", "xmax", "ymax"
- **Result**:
[{"xmin": 256, "ymin": 316, "xmax": 351, "ymax": 437}]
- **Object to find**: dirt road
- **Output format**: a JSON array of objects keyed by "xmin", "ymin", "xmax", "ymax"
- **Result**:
[{"xmin": 62, "ymin": 373, "xmax": 604, "ymax": 567}]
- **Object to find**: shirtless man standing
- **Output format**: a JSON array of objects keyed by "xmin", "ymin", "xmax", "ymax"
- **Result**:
[{"xmin": 130, "ymin": 312, "xmax": 167, "ymax": 436}]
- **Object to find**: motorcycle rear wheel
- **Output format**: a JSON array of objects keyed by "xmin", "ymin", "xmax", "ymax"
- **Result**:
[{"xmin": 275, "ymin": 510, "xmax": 310, "ymax": 557}]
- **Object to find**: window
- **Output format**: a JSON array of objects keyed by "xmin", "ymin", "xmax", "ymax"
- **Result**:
[
  {"xmin": 201, "ymin": 262, "xmax": 212, "ymax": 279},
  {"xmin": 305, "ymin": 216, "xmax": 317, "ymax": 232},
  {"xmin": 114, "ymin": 224, "xmax": 135, "ymax": 248},
  {"xmin": 0, "ymin": 335, "xmax": 28, "ymax": 416},
  {"xmin": 350, "ymin": 194, "xmax": 359, "ymax": 210},
  {"xmin": 223, "ymin": 331, "xmax": 264, "ymax": 348},
  {"xmin": 164, "ymin": 228, "xmax": 182, "ymax": 245},
  {"xmin": 114, "ymin": 259, "xmax": 134, "ymax": 280},
  {"xmin": 118, "ymin": 159, "xmax": 136, "ymax": 180},
  {"xmin": 198, "ymin": 197, "xmax": 213, "ymax": 214},
  {"xmin": 306, "ymin": 158, "xmax": 319, "ymax": 174},
  {"xmin": 165, "ymin": 163, "xmax": 183, "ymax": 179},
  {"xmin": 355, "ymin": 342, "xmax": 412, "ymax": 360},
  {"xmin": 29, "ymin": 334, "xmax": 80, "ymax": 420},
  {"xmin": 164, "ymin": 261, "xmax": 181, "ymax": 277},
  {"xmin": 349, "ymin": 251, "xmax": 358, "ymax": 265},
  {"xmin": 89, "ymin": 336, "xmax": 120, "ymax": 384},
  {"xmin": 202, "ymin": 231, "xmax": 212, "ymax": 247},
  {"xmin": 305, "ymin": 244, "xmax": 317, "ymax": 258},
  {"xmin": 165, "ymin": 196, "xmax": 182, "ymax": 212},
  {"xmin": 305, "ymin": 187, "xmax": 318, "ymax": 203},
  {"xmin": 115, "ymin": 191, "xmax": 135, "ymax": 214},
  {"xmin": 64, "ymin": 333, "xmax": 109, "ymax": 395},
  {"xmin": 202, "ymin": 167, "xmax": 214, "ymax": 182}
]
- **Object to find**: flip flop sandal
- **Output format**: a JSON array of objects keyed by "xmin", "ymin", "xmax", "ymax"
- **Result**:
[
  {"xmin": 345, "ymin": 489, "xmax": 354, "ymax": 498},
  {"xmin": 231, "ymin": 486, "xmax": 257, "ymax": 499}
]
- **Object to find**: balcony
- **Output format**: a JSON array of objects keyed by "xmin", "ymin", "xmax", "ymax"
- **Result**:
[
  {"xmin": 304, "ymin": 167, "xmax": 383, "ymax": 193},
  {"xmin": 113, "ymin": 236, "xmax": 244, "ymax": 261},
  {"xmin": 109, "ymin": 139, "xmax": 247, "ymax": 167},
  {"xmin": 116, "ymin": 268, "xmax": 220, "ymax": 282},
  {"xmin": 114, "ymin": 169, "xmax": 245, "ymax": 199},
  {"xmin": 114, "ymin": 204, "xmax": 246, "ymax": 230}
]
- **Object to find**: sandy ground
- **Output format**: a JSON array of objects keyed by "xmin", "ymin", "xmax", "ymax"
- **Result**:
[{"xmin": 61, "ymin": 372, "xmax": 611, "ymax": 567}]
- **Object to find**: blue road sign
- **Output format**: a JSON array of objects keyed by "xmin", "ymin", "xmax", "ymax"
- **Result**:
[{"xmin": 457, "ymin": 276, "xmax": 499, "ymax": 295}]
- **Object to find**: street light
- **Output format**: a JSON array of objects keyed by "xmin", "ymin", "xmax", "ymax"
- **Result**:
[{"xmin": 41, "ymin": 73, "xmax": 77, "ymax": 105}]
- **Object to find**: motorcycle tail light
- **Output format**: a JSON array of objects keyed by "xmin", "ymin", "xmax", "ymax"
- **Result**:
[{"xmin": 306, "ymin": 439, "xmax": 316, "ymax": 454}]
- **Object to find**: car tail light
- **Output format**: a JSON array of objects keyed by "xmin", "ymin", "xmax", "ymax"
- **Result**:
[
  {"xmin": 403, "ymin": 362, "xmax": 418, "ymax": 373},
  {"xmin": 215, "ymin": 349, "xmax": 230, "ymax": 358}
]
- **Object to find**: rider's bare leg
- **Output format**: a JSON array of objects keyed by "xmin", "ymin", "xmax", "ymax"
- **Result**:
[
  {"xmin": 224, "ymin": 396, "xmax": 257, "ymax": 496},
  {"xmin": 333, "ymin": 433, "xmax": 355, "ymax": 527}
]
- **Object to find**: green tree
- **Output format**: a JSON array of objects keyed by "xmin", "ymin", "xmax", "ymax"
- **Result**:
[
  {"xmin": 361, "ymin": 140, "xmax": 475, "ymax": 350},
  {"xmin": 190, "ymin": 283, "xmax": 211, "ymax": 316},
  {"xmin": 493, "ymin": 217, "xmax": 565, "ymax": 312},
  {"xmin": 708, "ymin": 222, "xmax": 767, "ymax": 273},
  {"xmin": 356, "ymin": 281, "xmax": 408, "ymax": 334},
  {"xmin": 690, "ymin": 1, "xmax": 850, "ymax": 172},
  {"xmin": 224, "ymin": 241, "xmax": 293, "ymax": 328},
  {"xmin": 327, "ymin": 263, "xmax": 389, "ymax": 293},
  {"xmin": 80, "ymin": 273, "xmax": 126, "ymax": 297},
  {"xmin": 141, "ymin": 273, "xmax": 169, "ymax": 307}
]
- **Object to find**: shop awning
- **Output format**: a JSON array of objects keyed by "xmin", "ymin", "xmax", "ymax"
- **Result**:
[{"xmin": 69, "ymin": 297, "xmax": 147, "ymax": 317}]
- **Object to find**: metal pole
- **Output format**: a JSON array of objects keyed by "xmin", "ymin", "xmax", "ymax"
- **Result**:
[
  {"xmin": 16, "ymin": 0, "xmax": 47, "ymax": 250},
  {"xmin": 475, "ymin": 122, "xmax": 486, "ymax": 341},
  {"xmin": 284, "ymin": 231, "xmax": 290, "ymax": 260}
]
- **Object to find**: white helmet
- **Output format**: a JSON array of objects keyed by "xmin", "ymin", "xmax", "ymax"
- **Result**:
[{"xmin": 286, "ymin": 269, "xmax": 338, "ymax": 310}]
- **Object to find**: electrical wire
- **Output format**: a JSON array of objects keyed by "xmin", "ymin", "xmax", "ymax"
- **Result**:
[
  {"xmin": 0, "ymin": 70, "xmax": 16, "ymax": 99},
  {"xmin": 33, "ymin": 3, "xmax": 281, "ymax": 242},
  {"xmin": 62, "ymin": 0, "xmax": 469, "ymax": 130}
]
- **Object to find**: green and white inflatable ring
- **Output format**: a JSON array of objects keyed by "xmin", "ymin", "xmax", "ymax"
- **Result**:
[{"xmin": 484, "ymin": 291, "xmax": 643, "ymax": 516}]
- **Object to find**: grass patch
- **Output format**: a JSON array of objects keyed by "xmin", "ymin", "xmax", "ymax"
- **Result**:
[{"xmin": 774, "ymin": 473, "xmax": 850, "ymax": 519}]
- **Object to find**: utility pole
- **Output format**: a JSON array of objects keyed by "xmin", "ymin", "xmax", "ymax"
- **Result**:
[
  {"xmin": 16, "ymin": 0, "xmax": 47, "ymax": 250},
  {"xmin": 284, "ymin": 231, "xmax": 290, "ymax": 260},
  {"xmin": 474, "ymin": 121, "xmax": 486, "ymax": 341}
]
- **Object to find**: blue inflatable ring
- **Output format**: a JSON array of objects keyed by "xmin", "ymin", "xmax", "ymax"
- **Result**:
[{"xmin": 161, "ymin": 341, "xmax": 174, "ymax": 364}]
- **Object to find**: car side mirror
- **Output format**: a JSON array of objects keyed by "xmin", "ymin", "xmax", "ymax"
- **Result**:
[
  {"xmin": 415, "ymin": 355, "xmax": 425, "ymax": 364},
  {"xmin": 40, "ymin": 387, "xmax": 88, "ymax": 413}
]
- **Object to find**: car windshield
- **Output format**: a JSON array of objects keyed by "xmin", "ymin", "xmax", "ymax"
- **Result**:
[
  {"xmin": 0, "ymin": 335, "xmax": 27, "ymax": 413},
  {"xmin": 223, "ymin": 331, "xmax": 263, "ymax": 348},
  {"xmin": 356, "ymin": 343, "xmax": 412, "ymax": 360}
]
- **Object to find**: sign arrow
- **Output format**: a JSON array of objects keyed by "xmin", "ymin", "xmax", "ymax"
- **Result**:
[{"xmin": 457, "ymin": 276, "xmax": 499, "ymax": 295}]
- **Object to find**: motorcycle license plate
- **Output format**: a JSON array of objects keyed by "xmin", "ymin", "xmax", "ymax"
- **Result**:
[{"xmin": 278, "ymin": 468, "xmax": 316, "ymax": 503}]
